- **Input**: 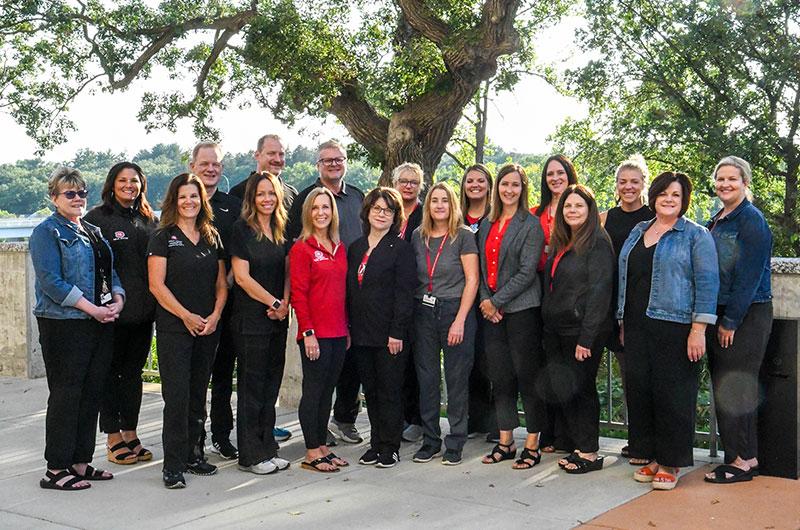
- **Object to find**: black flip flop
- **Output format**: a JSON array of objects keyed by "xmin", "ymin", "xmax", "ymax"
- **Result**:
[
  {"xmin": 324, "ymin": 453, "xmax": 349, "ymax": 467},
  {"xmin": 40, "ymin": 470, "xmax": 91, "ymax": 491},
  {"xmin": 301, "ymin": 457, "xmax": 339, "ymax": 473},
  {"xmin": 704, "ymin": 464, "xmax": 753, "ymax": 484}
]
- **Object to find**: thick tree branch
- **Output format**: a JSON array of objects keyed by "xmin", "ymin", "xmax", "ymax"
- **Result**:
[
  {"xmin": 396, "ymin": 0, "xmax": 449, "ymax": 46},
  {"xmin": 196, "ymin": 25, "xmax": 242, "ymax": 97},
  {"xmin": 328, "ymin": 81, "xmax": 390, "ymax": 156}
]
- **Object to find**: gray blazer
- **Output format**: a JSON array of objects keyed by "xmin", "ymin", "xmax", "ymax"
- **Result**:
[{"xmin": 477, "ymin": 208, "xmax": 543, "ymax": 313}]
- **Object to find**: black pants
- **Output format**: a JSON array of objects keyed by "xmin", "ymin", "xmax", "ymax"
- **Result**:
[
  {"xmin": 708, "ymin": 301, "xmax": 772, "ymax": 464},
  {"xmin": 210, "ymin": 305, "xmax": 236, "ymax": 443},
  {"xmin": 468, "ymin": 312, "xmax": 497, "ymax": 434},
  {"xmin": 542, "ymin": 332, "xmax": 604, "ymax": 453},
  {"xmin": 298, "ymin": 337, "xmax": 347, "ymax": 449},
  {"xmin": 624, "ymin": 316, "xmax": 698, "ymax": 468},
  {"xmin": 414, "ymin": 299, "xmax": 475, "ymax": 452},
  {"xmin": 38, "ymin": 318, "xmax": 113, "ymax": 469},
  {"xmin": 402, "ymin": 341, "xmax": 422, "ymax": 426},
  {"xmin": 234, "ymin": 329, "xmax": 287, "ymax": 466},
  {"xmin": 99, "ymin": 321, "xmax": 153, "ymax": 433},
  {"xmin": 353, "ymin": 345, "xmax": 407, "ymax": 455},
  {"xmin": 158, "ymin": 330, "xmax": 220, "ymax": 472},
  {"xmin": 484, "ymin": 307, "xmax": 545, "ymax": 433},
  {"xmin": 332, "ymin": 348, "xmax": 361, "ymax": 425}
]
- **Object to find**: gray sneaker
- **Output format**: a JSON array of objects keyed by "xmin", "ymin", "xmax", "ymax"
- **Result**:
[
  {"xmin": 328, "ymin": 420, "xmax": 363, "ymax": 444},
  {"xmin": 402, "ymin": 424, "xmax": 423, "ymax": 443}
]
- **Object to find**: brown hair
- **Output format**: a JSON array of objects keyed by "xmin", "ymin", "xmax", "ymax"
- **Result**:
[
  {"xmin": 420, "ymin": 182, "xmax": 462, "ymax": 241},
  {"xmin": 299, "ymin": 187, "xmax": 340, "ymax": 243},
  {"xmin": 459, "ymin": 164, "xmax": 493, "ymax": 220},
  {"xmin": 240, "ymin": 172, "xmax": 287, "ymax": 244},
  {"xmin": 48, "ymin": 167, "xmax": 86, "ymax": 197},
  {"xmin": 360, "ymin": 187, "xmax": 404, "ymax": 235},
  {"xmin": 536, "ymin": 154, "xmax": 578, "ymax": 215},
  {"xmin": 551, "ymin": 184, "xmax": 609, "ymax": 255},
  {"xmin": 159, "ymin": 173, "xmax": 219, "ymax": 246},
  {"xmin": 488, "ymin": 163, "xmax": 530, "ymax": 222},
  {"xmin": 99, "ymin": 162, "xmax": 156, "ymax": 220},
  {"xmin": 648, "ymin": 171, "xmax": 692, "ymax": 217}
]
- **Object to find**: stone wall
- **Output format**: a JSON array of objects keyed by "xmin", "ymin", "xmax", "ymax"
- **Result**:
[{"xmin": 0, "ymin": 243, "xmax": 43, "ymax": 378}]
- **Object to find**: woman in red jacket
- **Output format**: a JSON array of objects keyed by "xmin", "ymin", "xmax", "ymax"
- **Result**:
[{"xmin": 289, "ymin": 187, "xmax": 349, "ymax": 473}]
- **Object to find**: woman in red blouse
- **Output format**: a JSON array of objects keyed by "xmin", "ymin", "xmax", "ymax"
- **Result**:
[
  {"xmin": 477, "ymin": 164, "xmax": 545, "ymax": 469},
  {"xmin": 289, "ymin": 187, "xmax": 349, "ymax": 473}
]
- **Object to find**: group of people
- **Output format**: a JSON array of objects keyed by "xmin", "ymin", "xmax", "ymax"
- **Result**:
[{"xmin": 29, "ymin": 133, "xmax": 773, "ymax": 492}]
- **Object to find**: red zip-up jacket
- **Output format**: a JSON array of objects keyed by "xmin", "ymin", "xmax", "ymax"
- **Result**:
[{"xmin": 289, "ymin": 236, "xmax": 348, "ymax": 341}]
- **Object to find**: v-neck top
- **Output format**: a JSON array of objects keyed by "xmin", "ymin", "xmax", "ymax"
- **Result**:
[
  {"xmin": 147, "ymin": 225, "xmax": 224, "ymax": 332},
  {"xmin": 623, "ymin": 237, "xmax": 656, "ymax": 326}
]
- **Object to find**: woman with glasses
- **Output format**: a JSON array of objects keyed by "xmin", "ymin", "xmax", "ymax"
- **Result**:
[
  {"xmin": 30, "ymin": 167, "xmax": 125, "ymax": 490},
  {"xmin": 348, "ymin": 188, "xmax": 416, "ymax": 468},
  {"xmin": 85, "ymin": 162, "xmax": 158, "ymax": 467}
]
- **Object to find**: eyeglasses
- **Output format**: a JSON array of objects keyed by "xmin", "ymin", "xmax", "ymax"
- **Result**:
[
  {"xmin": 398, "ymin": 179, "xmax": 420, "ymax": 188},
  {"xmin": 370, "ymin": 205, "xmax": 395, "ymax": 216},
  {"xmin": 59, "ymin": 189, "xmax": 89, "ymax": 199},
  {"xmin": 318, "ymin": 157, "xmax": 347, "ymax": 166}
]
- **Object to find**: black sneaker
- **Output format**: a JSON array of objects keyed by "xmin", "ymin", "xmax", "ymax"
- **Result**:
[
  {"xmin": 376, "ymin": 451, "xmax": 399, "ymax": 468},
  {"xmin": 211, "ymin": 439, "xmax": 238, "ymax": 460},
  {"xmin": 442, "ymin": 449, "xmax": 462, "ymax": 465},
  {"xmin": 163, "ymin": 470, "xmax": 186, "ymax": 489},
  {"xmin": 358, "ymin": 448, "xmax": 380, "ymax": 465},
  {"xmin": 412, "ymin": 445, "xmax": 441, "ymax": 463},
  {"xmin": 186, "ymin": 460, "xmax": 218, "ymax": 476}
]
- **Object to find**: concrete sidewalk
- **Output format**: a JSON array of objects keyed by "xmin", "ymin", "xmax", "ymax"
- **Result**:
[{"xmin": 0, "ymin": 376, "xmax": 711, "ymax": 529}]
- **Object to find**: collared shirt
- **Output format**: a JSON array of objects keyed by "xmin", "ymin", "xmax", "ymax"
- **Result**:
[
  {"xmin": 286, "ymin": 179, "xmax": 365, "ymax": 247},
  {"xmin": 485, "ymin": 218, "xmax": 510, "ymax": 292},
  {"xmin": 208, "ymin": 190, "xmax": 242, "ymax": 267}
]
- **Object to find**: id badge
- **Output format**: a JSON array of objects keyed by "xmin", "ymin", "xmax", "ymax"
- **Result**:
[
  {"xmin": 544, "ymin": 244, "xmax": 552, "ymax": 255},
  {"xmin": 422, "ymin": 293, "xmax": 437, "ymax": 308},
  {"xmin": 100, "ymin": 291, "xmax": 112, "ymax": 305}
]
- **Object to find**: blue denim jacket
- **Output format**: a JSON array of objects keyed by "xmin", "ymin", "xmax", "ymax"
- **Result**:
[
  {"xmin": 29, "ymin": 213, "xmax": 125, "ymax": 320},
  {"xmin": 707, "ymin": 199, "xmax": 772, "ymax": 330},
  {"xmin": 617, "ymin": 216, "xmax": 719, "ymax": 325}
]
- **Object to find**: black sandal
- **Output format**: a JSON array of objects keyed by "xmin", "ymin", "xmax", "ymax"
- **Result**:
[
  {"xmin": 558, "ymin": 452, "xmax": 580, "ymax": 469},
  {"xmin": 39, "ymin": 470, "xmax": 91, "ymax": 491},
  {"xmin": 564, "ymin": 455, "xmax": 604, "ymax": 474},
  {"xmin": 620, "ymin": 445, "xmax": 631, "ymax": 458},
  {"xmin": 126, "ymin": 438, "xmax": 153, "ymax": 462},
  {"xmin": 107, "ymin": 441, "xmax": 137, "ymax": 465},
  {"xmin": 483, "ymin": 442, "xmax": 516, "ymax": 464},
  {"xmin": 704, "ymin": 464, "xmax": 754, "ymax": 484},
  {"xmin": 68, "ymin": 464, "xmax": 113, "ymax": 481},
  {"xmin": 324, "ymin": 453, "xmax": 349, "ymax": 467},
  {"xmin": 513, "ymin": 447, "xmax": 542, "ymax": 469},
  {"xmin": 301, "ymin": 457, "xmax": 339, "ymax": 473}
]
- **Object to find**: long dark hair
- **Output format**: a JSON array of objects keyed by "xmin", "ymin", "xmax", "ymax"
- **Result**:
[
  {"xmin": 241, "ymin": 171, "xmax": 287, "ymax": 244},
  {"xmin": 550, "ymin": 184, "xmax": 609, "ymax": 255},
  {"xmin": 100, "ymin": 162, "xmax": 155, "ymax": 220},
  {"xmin": 535, "ymin": 154, "xmax": 578, "ymax": 215},
  {"xmin": 159, "ymin": 173, "xmax": 219, "ymax": 246},
  {"xmin": 459, "ymin": 163, "xmax": 494, "ymax": 220}
]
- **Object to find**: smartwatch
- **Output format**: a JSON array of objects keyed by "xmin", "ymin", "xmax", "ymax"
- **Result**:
[
  {"xmin": 302, "ymin": 329, "xmax": 315, "ymax": 337},
  {"xmin": 271, "ymin": 299, "xmax": 282, "ymax": 310}
]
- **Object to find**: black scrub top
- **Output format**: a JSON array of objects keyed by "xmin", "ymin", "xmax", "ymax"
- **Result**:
[
  {"xmin": 147, "ymin": 225, "xmax": 225, "ymax": 333},
  {"xmin": 228, "ymin": 219, "xmax": 288, "ymax": 335}
]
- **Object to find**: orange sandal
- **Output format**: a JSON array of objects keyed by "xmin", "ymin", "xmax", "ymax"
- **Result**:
[
  {"xmin": 634, "ymin": 465, "xmax": 658, "ymax": 482},
  {"xmin": 652, "ymin": 468, "xmax": 679, "ymax": 490}
]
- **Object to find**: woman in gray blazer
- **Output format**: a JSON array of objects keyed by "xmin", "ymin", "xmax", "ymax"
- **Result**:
[{"xmin": 478, "ymin": 164, "xmax": 546, "ymax": 470}]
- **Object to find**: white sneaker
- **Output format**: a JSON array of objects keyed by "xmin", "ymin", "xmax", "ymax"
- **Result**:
[
  {"xmin": 239, "ymin": 459, "xmax": 278, "ymax": 475},
  {"xmin": 270, "ymin": 456, "xmax": 290, "ymax": 470}
]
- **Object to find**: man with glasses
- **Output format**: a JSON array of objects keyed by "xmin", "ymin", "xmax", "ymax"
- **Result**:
[
  {"xmin": 287, "ymin": 139, "xmax": 366, "ymax": 445},
  {"xmin": 188, "ymin": 142, "xmax": 243, "ymax": 461},
  {"xmin": 229, "ymin": 134, "xmax": 298, "ymax": 211}
]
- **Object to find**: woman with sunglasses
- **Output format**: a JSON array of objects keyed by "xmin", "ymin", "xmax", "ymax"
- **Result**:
[
  {"xmin": 30, "ymin": 167, "xmax": 125, "ymax": 491},
  {"xmin": 85, "ymin": 162, "xmax": 158, "ymax": 466}
]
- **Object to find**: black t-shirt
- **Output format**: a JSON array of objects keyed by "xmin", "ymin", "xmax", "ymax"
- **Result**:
[
  {"xmin": 147, "ymin": 225, "xmax": 224, "ymax": 333},
  {"xmin": 605, "ymin": 205, "xmax": 654, "ymax": 258},
  {"xmin": 209, "ymin": 191, "xmax": 242, "ymax": 267},
  {"xmin": 228, "ymin": 220, "xmax": 288, "ymax": 335},
  {"xmin": 624, "ymin": 237, "xmax": 656, "ymax": 326}
]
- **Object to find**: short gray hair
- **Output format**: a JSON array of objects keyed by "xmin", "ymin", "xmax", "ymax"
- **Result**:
[
  {"xmin": 48, "ymin": 167, "xmax": 86, "ymax": 197},
  {"xmin": 391, "ymin": 162, "xmax": 424, "ymax": 186},
  {"xmin": 317, "ymin": 139, "xmax": 347, "ymax": 159},
  {"xmin": 191, "ymin": 141, "xmax": 222, "ymax": 162},
  {"xmin": 256, "ymin": 134, "xmax": 283, "ymax": 152},
  {"xmin": 713, "ymin": 155, "xmax": 752, "ymax": 185}
]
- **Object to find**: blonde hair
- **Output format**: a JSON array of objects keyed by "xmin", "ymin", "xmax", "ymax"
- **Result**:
[
  {"xmin": 488, "ymin": 163, "xmax": 530, "ymax": 222},
  {"xmin": 299, "ymin": 187, "xmax": 340, "ymax": 243},
  {"xmin": 241, "ymin": 172, "xmax": 287, "ymax": 244},
  {"xmin": 614, "ymin": 154, "xmax": 650, "ymax": 205},
  {"xmin": 420, "ymin": 182, "xmax": 462, "ymax": 242},
  {"xmin": 48, "ymin": 167, "xmax": 86, "ymax": 197},
  {"xmin": 392, "ymin": 162, "xmax": 424, "ymax": 187},
  {"xmin": 713, "ymin": 155, "xmax": 754, "ymax": 201}
]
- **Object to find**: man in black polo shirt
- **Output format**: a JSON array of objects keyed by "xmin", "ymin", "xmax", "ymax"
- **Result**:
[
  {"xmin": 189, "ymin": 142, "xmax": 242, "ymax": 460},
  {"xmin": 286, "ymin": 139, "xmax": 365, "ymax": 445},
  {"xmin": 229, "ymin": 134, "xmax": 298, "ymax": 210}
]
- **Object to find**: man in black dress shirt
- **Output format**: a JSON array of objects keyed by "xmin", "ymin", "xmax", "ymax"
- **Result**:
[
  {"xmin": 189, "ymin": 142, "xmax": 242, "ymax": 460},
  {"xmin": 229, "ymin": 134, "xmax": 298, "ymax": 210},
  {"xmin": 286, "ymin": 140, "xmax": 365, "ymax": 444}
]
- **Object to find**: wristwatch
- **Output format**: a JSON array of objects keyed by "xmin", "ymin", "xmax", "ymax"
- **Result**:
[
  {"xmin": 302, "ymin": 329, "xmax": 315, "ymax": 337},
  {"xmin": 271, "ymin": 299, "xmax": 282, "ymax": 310}
]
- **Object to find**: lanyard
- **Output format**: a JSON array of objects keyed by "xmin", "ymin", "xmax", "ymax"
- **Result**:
[
  {"xmin": 425, "ymin": 235, "xmax": 448, "ymax": 294},
  {"xmin": 399, "ymin": 203, "xmax": 418, "ymax": 239}
]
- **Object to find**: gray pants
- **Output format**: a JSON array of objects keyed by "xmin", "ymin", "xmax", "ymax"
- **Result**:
[{"xmin": 414, "ymin": 298, "xmax": 476, "ymax": 452}]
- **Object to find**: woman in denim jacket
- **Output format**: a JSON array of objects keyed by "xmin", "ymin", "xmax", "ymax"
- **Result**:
[
  {"xmin": 617, "ymin": 171, "xmax": 719, "ymax": 490},
  {"xmin": 703, "ymin": 156, "xmax": 772, "ymax": 484},
  {"xmin": 30, "ymin": 167, "xmax": 126, "ymax": 491}
]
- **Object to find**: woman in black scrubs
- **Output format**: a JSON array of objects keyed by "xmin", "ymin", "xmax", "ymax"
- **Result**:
[
  {"xmin": 148, "ymin": 173, "xmax": 228, "ymax": 489},
  {"xmin": 85, "ymin": 162, "xmax": 158, "ymax": 466},
  {"xmin": 229, "ymin": 172, "xmax": 291, "ymax": 475}
]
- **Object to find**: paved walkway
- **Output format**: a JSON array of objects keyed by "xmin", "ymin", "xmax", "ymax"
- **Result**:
[{"xmin": 0, "ymin": 376, "xmax": 716, "ymax": 529}]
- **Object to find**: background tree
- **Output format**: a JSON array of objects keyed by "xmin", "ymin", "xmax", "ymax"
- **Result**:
[
  {"xmin": 1, "ymin": 0, "xmax": 569, "ymax": 186},
  {"xmin": 550, "ymin": 0, "xmax": 800, "ymax": 255}
]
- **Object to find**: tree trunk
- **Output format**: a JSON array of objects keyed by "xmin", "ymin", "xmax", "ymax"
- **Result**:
[
  {"xmin": 474, "ymin": 80, "xmax": 489, "ymax": 164},
  {"xmin": 783, "ymin": 155, "xmax": 799, "ymax": 255}
]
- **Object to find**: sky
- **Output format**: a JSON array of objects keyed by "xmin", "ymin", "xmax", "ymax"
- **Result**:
[{"xmin": 0, "ymin": 17, "xmax": 588, "ymax": 164}]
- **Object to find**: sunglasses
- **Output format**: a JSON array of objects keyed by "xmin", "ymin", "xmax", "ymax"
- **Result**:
[{"xmin": 60, "ymin": 189, "xmax": 89, "ymax": 199}]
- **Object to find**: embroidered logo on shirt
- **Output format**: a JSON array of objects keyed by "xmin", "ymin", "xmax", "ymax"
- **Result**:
[
  {"xmin": 113, "ymin": 231, "xmax": 128, "ymax": 241},
  {"xmin": 313, "ymin": 250, "xmax": 328, "ymax": 262},
  {"xmin": 168, "ymin": 235, "xmax": 184, "ymax": 248}
]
